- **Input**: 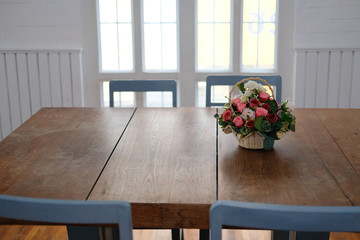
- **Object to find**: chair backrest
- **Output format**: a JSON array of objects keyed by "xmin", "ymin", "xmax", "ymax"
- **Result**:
[
  {"xmin": 109, "ymin": 80, "xmax": 177, "ymax": 107},
  {"xmin": 210, "ymin": 200, "xmax": 360, "ymax": 240},
  {"xmin": 205, "ymin": 75, "xmax": 282, "ymax": 107},
  {"xmin": 0, "ymin": 194, "xmax": 133, "ymax": 240}
]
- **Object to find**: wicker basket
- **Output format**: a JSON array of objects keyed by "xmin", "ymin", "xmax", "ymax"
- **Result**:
[{"xmin": 225, "ymin": 77, "xmax": 276, "ymax": 150}]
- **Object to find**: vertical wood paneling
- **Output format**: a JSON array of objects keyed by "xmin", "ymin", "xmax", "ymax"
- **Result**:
[
  {"xmin": 5, "ymin": 53, "xmax": 21, "ymax": 130},
  {"xmin": 71, "ymin": 53, "xmax": 83, "ymax": 107},
  {"xmin": 16, "ymin": 53, "xmax": 31, "ymax": 121},
  {"xmin": 60, "ymin": 53, "xmax": 73, "ymax": 107},
  {"xmin": 351, "ymin": 52, "xmax": 360, "ymax": 108},
  {"xmin": 295, "ymin": 52, "xmax": 306, "ymax": 108},
  {"xmin": 328, "ymin": 51, "xmax": 341, "ymax": 108},
  {"xmin": 316, "ymin": 52, "xmax": 330, "ymax": 108},
  {"xmin": 49, "ymin": 53, "xmax": 62, "ymax": 107},
  {"xmin": 339, "ymin": 52, "xmax": 353, "ymax": 108},
  {"xmin": 38, "ymin": 53, "xmax": 52, "ymax": 107},
  {"xmin": 0, "ymin": 54, "xmax": 11, "ymax": 138},
  {"xmin": 27, "ymin": 53, "xmax": 41, "ymax": 114},
  {"xmin": 0, "ymin": 49, "xmax": 83, "ymax": 141},
  {"xmin": 305, "ymin": 52, "xmax": 317, "ymax": 108}
]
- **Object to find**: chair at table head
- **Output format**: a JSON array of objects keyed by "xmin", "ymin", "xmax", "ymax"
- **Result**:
[
  {"xmin": 210, "ymin": 200, "xmax": 360, "ymax": 240},
  {"xmin": 109, "ymin": 80, "xmax": 177, "ymax": 107},
  {"xmin": 205, "ymin": 75, "xmax": 282, "ymax": 107},
  {"xmin": 0, "ymin": 194, "xmax": 133, "ymax": 240}
]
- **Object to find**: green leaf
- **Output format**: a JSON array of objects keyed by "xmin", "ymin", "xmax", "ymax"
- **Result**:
[
  {"xmin": 218, "ymin": 119, "xmax": 229, "ymax": 127},
  {"xmin": 268, "ymin": 100, "xmax": 278, "ymax": 113},
  {"xmin": 281, "ymin": 111, "xmax": 291, "ymax": 122},
  {"xmin": 281, "ymin": 101, "xmax": 289, "ymax": 111},
  {"xmin": 238, "ymin": 82, "xmax": 245, "ymax": 93},
  {"xmin": 254, "ymin": 116, "xmax": 264, "ymax": 131},
  {"xmin": 214, "ymin": 113, "xmax": 219, "ymax": 118}
]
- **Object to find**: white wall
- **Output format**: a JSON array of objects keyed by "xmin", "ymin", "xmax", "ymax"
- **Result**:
[{"xmin": 295, "ymin": 0, "xmax": 360, "ymax": 48}]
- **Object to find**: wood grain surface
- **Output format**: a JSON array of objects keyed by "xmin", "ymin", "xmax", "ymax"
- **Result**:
[
  {"xmin": 218, "ymin": 109, "xmax": 360, "ymax": 206},
  {"xmin": 89, "ymin": 108, "xmax": 217, "ymax": 228},
  {"xmin": 0, "ymin": 108, "xmax": 135, "ymax": 200}
]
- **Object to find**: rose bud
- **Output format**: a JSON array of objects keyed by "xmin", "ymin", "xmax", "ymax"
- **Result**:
[
  {"xmin": 259, "ymin": 92, "xmax": 270, "ymax": 102},
  {"xmin": 236, "ymin": 102, "xmax": 247, "ymax": 113},
  {"xmin": 222, "ymin": 109, "xmax": 232, "ymax": 121},
  {"xmin": 267, "ymin": 113, "xmax": 278, "ymax": 123},
  {"xmin": 261, "ymin": 103, "xmax": 271, "ymax": 111},
  {"xmin": 249, "ymin": 98, "xmax": 260, "ymax": 108},
  {"xmin": 232, "ymin": 98, "xmax": 241, "ymax": 105},
  {"xmin": 255, "ymin": 107, "xmax": 268, "ymax": 118},
  {"xmin": 233, "ymin": 116, "xmax": 244, "ymax": 127},
  {"xmin": 246, "ymin": 119, "xmax": 256, "ymax": 130}
]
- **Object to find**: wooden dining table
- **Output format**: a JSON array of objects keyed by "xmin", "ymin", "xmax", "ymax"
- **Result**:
[{"xmin": 0, "ymin": 107, "xmax": 359, "ymax": 240}]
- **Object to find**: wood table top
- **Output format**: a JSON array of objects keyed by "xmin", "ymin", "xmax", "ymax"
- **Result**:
[{"xmin": 0, "ymin": 107, "xmax": 359, "ymax": 229}]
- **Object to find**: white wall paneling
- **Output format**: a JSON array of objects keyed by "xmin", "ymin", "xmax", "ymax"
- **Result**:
[
  {"xmin": 0, "ymin": 49, "xmax": 84, "ymax": 141},
  {"xmin": 294, "ymin": 48, "xmax": 360, "ymax": 108}
]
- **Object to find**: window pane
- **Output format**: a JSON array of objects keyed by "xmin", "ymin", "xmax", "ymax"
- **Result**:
[
  {"xmin": 145, "ymin": 92, "xmax": 172, "ymax": 107},
  {"xmin": 142, "ymin": 0, "xmax": 178, "ymax": 71},
  {"xmin": 98, "ymin": 0, "xmax": 134, "ymax": 72},
  {"xmin": 144, "ymin": 24, "xmax": 162, "ymax": 70},
  {"xmin": 100, "ymin": 24, "xmax": 119, "ymax": 71},
  {"xmin": 196, "ymin": 0, "xmax": 231, "ymax": 71},
  {"xmin": 99, "ymin": 0, "xmax": 117, "ymax": 23},
  {"xmin": 241, "ymin": 0, "xmax": 277, "ymax": 72}
]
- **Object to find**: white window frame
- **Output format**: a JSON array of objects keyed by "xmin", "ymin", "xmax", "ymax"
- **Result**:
[
  {"xmin": 140, "ymin": 0, "xmax": 180, "ymax": 73},
  {"xmin": 96, "ymin": 0, "xmax": 136, "ymax": 73}
]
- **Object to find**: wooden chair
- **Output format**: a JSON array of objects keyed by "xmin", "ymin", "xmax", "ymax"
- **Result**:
[
  {"xmin": 210, "ymin": 200, "xmax": 360, "ymax": 240},
  {"xmin": 205, "ymin": 75, "xmax": 282, "ymax": 107},
  {"xmin": 0, "ymin": 194, "xmax": 133, "ymax": 240},
  {"xmin": 109, "ymin": 80, "xmax": 177, "ymax": 107}
]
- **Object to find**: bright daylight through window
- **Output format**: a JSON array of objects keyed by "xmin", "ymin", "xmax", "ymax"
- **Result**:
[
  {"xmin": 242, "ymin": 0, "xmax": 277, "ymax": 72},
  {"xmin": 98, "ymin": 0, "xmax": 134, "ymax": 72},
  {"xmin": 196, "ymin": 0, "xmax": 232, "ymax": 72},
  {"xmin": 142, "ymin": 0, "xmax": 178, "ymax": 72}
]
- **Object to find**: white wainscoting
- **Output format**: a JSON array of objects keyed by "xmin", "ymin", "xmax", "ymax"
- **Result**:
[
  {"xmin": 0, "ymin": 49, "xmax": 84, "ymax": 141},
  {"xmin": 294, "ymin": 48, "xmax": 360, "ymax": 108}
]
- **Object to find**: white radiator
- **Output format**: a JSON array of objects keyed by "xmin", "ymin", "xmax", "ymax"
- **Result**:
[
  {"xmin": 0, "ymin": 49, "xmax": 84, "ymax": 140},
  {"xmin": 294, "ymin": 48, "xmax": 360, "ymax": 108}
]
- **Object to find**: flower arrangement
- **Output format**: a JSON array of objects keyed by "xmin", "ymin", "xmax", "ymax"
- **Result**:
[{"xmin": 214, "ymin": 78, "xmax": 296, "ymax": 150}]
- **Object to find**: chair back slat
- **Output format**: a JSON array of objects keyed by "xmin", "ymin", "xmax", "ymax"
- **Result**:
[
  {"xmin": 0, "ymin": 194, "xmax": 133, "ymax": 240},
  {"xmin": 109, "ymin": 80, "xmax": 177, "ymax": 107}
]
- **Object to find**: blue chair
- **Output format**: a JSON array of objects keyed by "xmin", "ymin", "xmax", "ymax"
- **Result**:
[
  {"xmin": 210, "ymin": 200, "xmax": 360, "ymax": 240},
  {"xmin": 109, "ymin": 80, "xmax": 177, "ymax": 107},
  {"xmin": 205, "ymin": 75, "xmax": 282, "ymax": 107},
  {"xmin": 0, "ymin": 194, "xmax": 133, "ymax": 240}
]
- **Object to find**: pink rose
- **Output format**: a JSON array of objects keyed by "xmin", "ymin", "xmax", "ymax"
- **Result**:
[
  {"xmin": 259, "ymin": 92, "xmax": 270, "ymax": 102},
  {"xmin": 233, "ymin": 116, "xmax": 244, "ymax": 127},
  {"xmin": 261, "ymin": 103, "xmax": 271, "ymax": 112},
  {"xmin": 222, "ymin": 109, "xmax": 232, "ymax": 121},
  {"xmin": 232, "ymin": 98, "xmax": 241, "ymax": 105},
  {"xmin": 246, "ymin": 119, "xmax": 255, "ymax": 130},
  {"xmin": 255, "ymin": 107, "xmax": 268, "ymax": 118},
  {"xmin": 267, "ymin": 113, "xmax": 278, "ymax": 123},
  {"xmin": 236, "ymin": 103, "xmax": 247, "ymax": 113},
  {"xmin": 249, "ymin": 98, "xmax": 260, "ymax": 108}
]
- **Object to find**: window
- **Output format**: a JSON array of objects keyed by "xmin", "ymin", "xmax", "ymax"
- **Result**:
[
  {"xmin": 142, "ymin": 0, "xmax": 178, "ymax": 72},
  {"xmin": 241, "ymin": 0, "xmax": 277, "ymax": 72},
  {"xmin": 98, "ymin": 0, "xmax": 134, "ymax": 72},
  {"xmin": 196, "ymin": 0, "xmax": 232, "ymax": 71}
]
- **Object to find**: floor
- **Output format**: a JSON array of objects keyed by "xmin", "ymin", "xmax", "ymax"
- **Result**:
[{"xmin": 0, "ymin": 226, "xmax": 359, "ymax": 240}]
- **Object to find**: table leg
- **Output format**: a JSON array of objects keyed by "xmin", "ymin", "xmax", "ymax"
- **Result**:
[
  {"xmin": 67, "ymin": 226, "xmax": 100, "ymax": 240},
  {"xmin": 272, "ymin": 230, "xmax": 330, "ymax": 240},
  {"xmin": 199, "ymin": 229, "xmax": 209, "ymax": 240}
]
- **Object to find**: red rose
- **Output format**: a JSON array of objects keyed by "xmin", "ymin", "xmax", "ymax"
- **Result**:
[
  {"xmin": 245, "ymin": 119, "xmax": 255, "ymax": 130},
  {"xmin": 222, "ymin": 109, "xmax": 232, "ymax": 121},
  {"xmin": 249, "ymin": 98, "xmax": 260, "ymax": 108},
  {"xmin": 259, "ymin": 92, "xmax": 270, "ymax": 102},
  {"xmin": 232, "ymin": 98, "xmax": 241, "ymax": 105},
  {"xmin": 236, "ymin": 102, "xmax": 247, "ymax": 113},
  {"xmin": 233, "ymin": 116, "xmax": 244, "ymax": 127},
  {"xmin": 255, "ymin": 107, "xmax": 268, "ymax": 118},
  {"xmin": 267, "ymin": 113, "xmax": 278, "ymax": 123},
  {"xmin": 261, "ymin": 103, "xmax": 271, "ymax": 111}
]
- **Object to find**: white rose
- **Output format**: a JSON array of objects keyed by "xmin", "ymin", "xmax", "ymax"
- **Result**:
[
  {"xmin": 241, "ymin": 108, "xmax": 255, "ymax": 120},
  {"xmin": 240, "ymin": 95, "xmax": 248, "ymax": 103},
  {"xmin": 244, "ymin": 90, "xmax": 252, "ymax": 97}
]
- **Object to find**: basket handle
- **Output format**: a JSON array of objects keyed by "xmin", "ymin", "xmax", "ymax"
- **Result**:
[{"xmin": 228, "ymin": 77, "xmax": 275, "ymax": 113}]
